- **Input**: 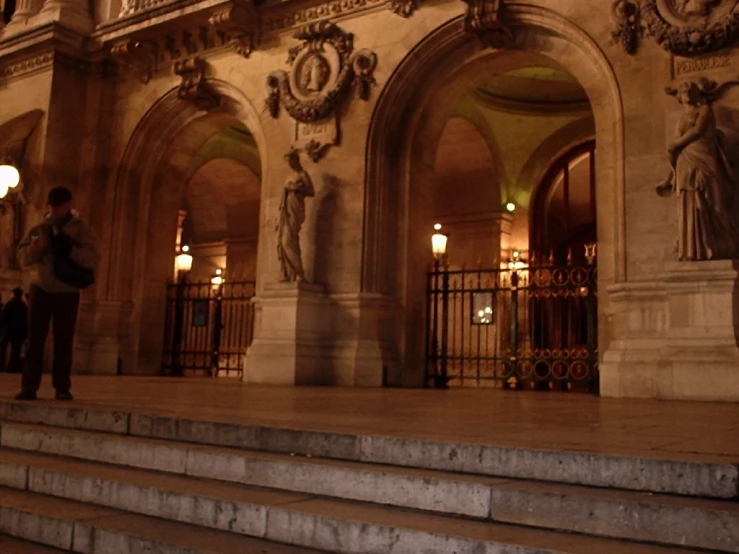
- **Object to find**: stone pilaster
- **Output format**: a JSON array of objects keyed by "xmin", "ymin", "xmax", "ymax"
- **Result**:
[{"xmin": 36, "ymin": 0, "xmax": 94, "ymax": 34}]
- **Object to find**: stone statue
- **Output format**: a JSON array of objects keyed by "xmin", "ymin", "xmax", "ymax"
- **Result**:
[
  {"xmin": 656, "ymin": 78, "xmax": 739, "ymax": 261},
  {"xmin": 277, "ymin": 147, "xmax": 315, "ymax": 282}
]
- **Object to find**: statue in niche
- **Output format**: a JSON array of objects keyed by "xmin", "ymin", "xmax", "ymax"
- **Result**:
[
  {"xmin": 656, "ymin": 78, "xmax": 739, "ymax": 261},
  {"xmin": 277, "ymin": 147, "xmax": 315, "ymax": 282}
]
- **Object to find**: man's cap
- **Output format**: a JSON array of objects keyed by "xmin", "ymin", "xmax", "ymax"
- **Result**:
[
  {"xmin": 11, "ymin": 288, "xmax": 22, "ymax": 297},
  {"xmin": 47, "ymin": 186, "xmax": 73, "ymax": 207}
]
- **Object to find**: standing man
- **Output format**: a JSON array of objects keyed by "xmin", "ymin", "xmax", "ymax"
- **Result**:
[
  {"xmin": 14, "ymin": 186, "xmax": 100, "ymax": 401},
  {"xmin": 0, "ymin": 288, "xmax": 28, "ymax": 373}
]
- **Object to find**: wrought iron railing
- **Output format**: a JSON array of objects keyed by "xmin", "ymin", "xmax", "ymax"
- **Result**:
[
  {"xmin": 426, "ymin": 258, "xmax": 598, "ymax": 392},
  {"xmin": 161, "ymin": 280, "xmax": 256, "ymax": 377}
]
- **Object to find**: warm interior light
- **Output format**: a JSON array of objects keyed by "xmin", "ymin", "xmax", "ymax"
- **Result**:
[
  {"xmin": 0, "ymin": 163, "xmax": 20, "ymax": 190},
  {"xmin": 175, "ymin": 245, "xmax": 193, "ymax": 273},
  {"xmin": 505, "ymin": 202, "xmax": 516, "ymax": 212}
]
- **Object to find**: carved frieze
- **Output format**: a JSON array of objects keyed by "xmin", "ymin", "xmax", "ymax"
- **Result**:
[
  {"xmin": 461, "ymin": 0, "xmax": 514, "ymax": 48},
  {"xmin": 208, "ymin": 3, "xmax": 259, "ymax": 58},
  {"xmin": 615, "ymin": 0, "xmax": 739, "ymax": 56},
  {"xmin": 174, "ymin": 57, "xmax": 220, "ymax": 110},
  {"xmin": 110, "ymin": 39, "xmax": 158, "ymax": 84},
  {"xmin": 267, "ymin": 21, "xmax": 377, "ymax": 161}
]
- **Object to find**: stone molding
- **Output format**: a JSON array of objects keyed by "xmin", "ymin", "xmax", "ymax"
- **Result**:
[{"xmin": 174, "ymin": 55, "xmax": 220, "ymax": 110}]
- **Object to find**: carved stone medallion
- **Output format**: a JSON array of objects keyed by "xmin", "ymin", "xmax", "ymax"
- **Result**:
[
  {"xmin": 266, "ymin": 21, "xmax": 377, "ymax": 161},
  {"xmin": 617, "ymin": 0, "xmax": 739, "ymax": 55}
]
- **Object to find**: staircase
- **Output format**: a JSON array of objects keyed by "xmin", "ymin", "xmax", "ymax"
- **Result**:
[{"xmin": 0, "ymin": 399, "xmax": 737, "ymax": 553}]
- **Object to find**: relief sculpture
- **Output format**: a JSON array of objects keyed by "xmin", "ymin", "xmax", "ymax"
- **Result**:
[
  {"xmin": 277, "ymin": 148, "xmax": 315, "ymax": 282},
  {"xmin": 266, "ymin": 21, "xmax": 377, "ymax": 161},
  {"xmin": 613, "ymin": 0, "xmax": 739, "ymax": 55},
  {"xmin": 656, "ymin": 78, "xmax": 739, "ymax": 260}
]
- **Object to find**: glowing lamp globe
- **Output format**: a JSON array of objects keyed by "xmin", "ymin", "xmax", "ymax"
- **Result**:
[
  {"xmin": 0, "ymin": 163, "xmax": 20, "ymax": 190},
  {"xmin": 0, "ymin": 183, "xmax": 8, "ymax": 200}
]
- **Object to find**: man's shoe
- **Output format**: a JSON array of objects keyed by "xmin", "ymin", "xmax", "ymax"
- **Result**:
[
  {"xmin": 14, "ymin": 389, "xmax": 37, "ymax": 400},
  {"xmin": 55, "ymin": 390, "xmax": 73, "ymax": 401}
]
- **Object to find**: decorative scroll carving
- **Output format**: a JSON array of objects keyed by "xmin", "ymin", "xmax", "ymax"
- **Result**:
[
  {"xmin": 174, "ymin": 57, "xmax": 220, "ymax": 110},
  {"xmin": 276, "ymin": 147, "xmax": 315, "ymax": 282},
  {"xmin": 612, "ymin": 0, "xmax": 644, "ymax": 54},
  {"xmin": 208, "ymin": 3, "xmax": 259, "ymax": 58},
  {"xmin": 617, "ymin": 0, "xmax": 739, "ymax": 56},
  {"xmin": 655, "ymin": 77, "xmax": 739, "ymax": 260},
  {"xmin": 110, "ymin": 39, "xmax": 158, "ymax": 84},
  {"xmin": 267, "ymin": 21, "xmax": 377, "ymax": 161},
  {"xmin": 461, "ymin": 0, "xmax": 514, "ymax": 48},
  {"xmin": 390, "ymin": 0, "xmax": 417, "ymax": 17}
]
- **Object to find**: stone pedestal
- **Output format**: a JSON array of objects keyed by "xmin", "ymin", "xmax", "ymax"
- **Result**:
[
  {"xmin": 601, "ymin": 260, "xmax": 739, "ymax": 401},
  {"xmin": 244, "ymin": 281, "xmax": 330, "ymax": 385},
  {"xmin": 35, "ymin": 0, "xmax": 93, "ymax": 34}
]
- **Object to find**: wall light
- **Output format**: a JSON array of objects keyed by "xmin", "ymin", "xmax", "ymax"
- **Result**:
[
  {"xmin": 175, "ymin": 245, "xmax": 193, "ymax": 274},
  {"xmin": 505, "ymin": 202, "xmax": 516, "ymax": 213}
]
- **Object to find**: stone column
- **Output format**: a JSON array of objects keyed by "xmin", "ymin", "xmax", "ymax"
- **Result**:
[
  {"xmin": 37, "ymin": 0, "xmax": 94, "ymax": 34},
  {"xmin": 7, "ymin": 0, "xmax": 41, "ymax": 25}
]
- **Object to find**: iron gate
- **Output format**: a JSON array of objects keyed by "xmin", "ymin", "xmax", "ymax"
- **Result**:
[
  {"xmin": 426, "ymin": 256, "xmax": 598, "ymax": 392},
  {"xmin": 161, "ymin": 280, "xmax": 256, "ymax": 377}
]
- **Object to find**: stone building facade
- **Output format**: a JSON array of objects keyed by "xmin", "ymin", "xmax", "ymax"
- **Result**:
[{"xmin": 0, "ymin": 0, "xmax": 738, "ymax": 401}]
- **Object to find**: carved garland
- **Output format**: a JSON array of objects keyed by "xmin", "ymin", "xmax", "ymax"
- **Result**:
[
  {"xmin": 614, "ymin": 0, "xmax": 739, "ymax": 56},
  {"xmin": 266, "ymin": 21, "xmax": 377, "ymax": 124}
]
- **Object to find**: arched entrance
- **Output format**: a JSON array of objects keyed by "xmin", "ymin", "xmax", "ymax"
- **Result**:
[
  {"xmin": 365, "ymin": 10, "xmax": 623, "ymax": 389},
  {"xmin": 108, "ymin": 81, "xmax": 267, "ymax": 376}
]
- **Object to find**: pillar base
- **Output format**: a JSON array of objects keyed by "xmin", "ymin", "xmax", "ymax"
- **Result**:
[
  {"xmin": 244, "ymin": 281, "xmax": 330, "ymax": 385},
  {"xmin": 601, "ymin": 260, "xmax": 739, "ymax": 401}
]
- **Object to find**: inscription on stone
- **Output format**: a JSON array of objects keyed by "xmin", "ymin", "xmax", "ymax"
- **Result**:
[{"xmin": 673, "ymin": 53, "xmax": 732, "ymax": 77}]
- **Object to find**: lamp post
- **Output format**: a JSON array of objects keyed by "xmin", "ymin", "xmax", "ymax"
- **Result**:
[
  {"xmin": 209, "ymin": 268, "xmax": 224, "ymax": 377},
  {"xmin": 431, "ymin": 224, "xmax": 450, "ymax": 389},
  {"xmin": 172, "ymin": 245, "xmax": 193, "ymax": 376}
]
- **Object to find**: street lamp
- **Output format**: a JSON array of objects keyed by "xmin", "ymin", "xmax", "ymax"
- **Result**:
[
  {"xmin": 430, "ymin": 223, "xmax": 450, "ymax": 389},
  {"xmin": 0, "ymin": 159, "xmax": 20, "ymax": 200},
  {"xmin": 210, "ymin": 268, "xmax": 224, "ymax": 289},
  {"xmin": 172, "ymin": 245, "xmax": 192, "ymax": 376}
]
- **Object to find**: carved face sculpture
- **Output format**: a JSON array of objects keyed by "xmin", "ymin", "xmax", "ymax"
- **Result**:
[
  {"xmin": 299, "ymin": 54, "xmax": 331, "ymax": 94},
  {"xmin": 672, "ymin": 0, "xmax": 720, "ymax": 16},
  {"xmin": 678, "ymin": 82, "xmax": 701, "ymax": 105}
]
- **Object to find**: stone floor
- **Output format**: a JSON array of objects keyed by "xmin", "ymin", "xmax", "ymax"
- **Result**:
[{"xmin": 0, "ymin": 374, "xmax": 737, "ymax": 464}]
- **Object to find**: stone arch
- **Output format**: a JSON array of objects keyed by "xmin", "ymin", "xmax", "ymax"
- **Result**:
[
  {"xmin": 365, "ymin": 8, "xmax": 624, "ymax": 384},
  {"xmin": 107, "ymin": 80, "xmax": 267, "ymax": 374}
]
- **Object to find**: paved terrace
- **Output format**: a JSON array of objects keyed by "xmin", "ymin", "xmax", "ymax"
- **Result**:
[{"xmin": 0, "ymin": 374, "xmax": 737, "ymax": 464}]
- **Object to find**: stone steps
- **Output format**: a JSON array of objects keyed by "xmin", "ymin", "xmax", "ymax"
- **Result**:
[
  {"xmin": 0, "ymin": 446, "xmax": 732, "ymax": 553},
  {"xmin": 0, "ymin": 487, "xmax": 328, "ymax": 553},
  {"xmin": 0, "ymin": 459, "xmax": 691, "ymax": 554},
  {"xmin": 0, "ymin": 534, "xmax": 68, "ymax": 553},
  {"xmin": 1, "ymin": 421, "xmax": 738, "ymax": 551},
  {"xmin": 0, "ymin": 400, "xmax": 736, "ymax": 553},
  {"xmin": 1, "ymin": 401, "xmax": 736, "ymax": 498}
]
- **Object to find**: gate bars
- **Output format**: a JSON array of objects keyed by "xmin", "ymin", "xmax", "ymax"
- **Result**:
[
  {"xmin": 161, "ymin": 280, "xmax": 256, "ymax": 377},
  {"xmin": 426, "ymin": 256, "xmax": 598, "ymax": 392}
]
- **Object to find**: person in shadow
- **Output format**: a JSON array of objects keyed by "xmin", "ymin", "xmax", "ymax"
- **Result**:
[{"xmin": 0, "ymin": 288, "xmax": 27, "ymax": 373}]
